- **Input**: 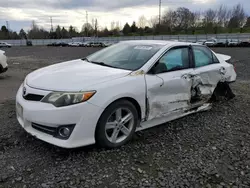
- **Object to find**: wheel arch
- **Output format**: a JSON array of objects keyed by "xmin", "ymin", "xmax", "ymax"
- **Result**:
[
  {"xmin": 97, "ymin": 96, "xmax": 142, "ymax": 123},
  {"xmin": 94, "ymin": 96, "xmax": 142, "ymax": 136}
]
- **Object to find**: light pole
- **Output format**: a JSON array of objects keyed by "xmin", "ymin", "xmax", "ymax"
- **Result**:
[{"xmin": 159, "ymin": 0, "xmax": 161, "ymax": 25}]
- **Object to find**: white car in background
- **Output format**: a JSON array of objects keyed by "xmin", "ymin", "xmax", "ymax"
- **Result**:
[
  {"xmin": 68, "ymin": 42, "xmax": 82, "ymax": 47},
  {"xmin": 205, "ymin": 38, "xmax": 217, "ymax": 47},
  {"xmin": 0, "ymin": 50, "xmax": 8, "ymax": 74},
  {"xmin": 196, "ymin": 40, "xmax": 206, "ymax": 45},
  {"xmin": 16, "ymin": 40, "xmax": 236, "ymax": 149},
  {"xmin": 0, "ymin": 42, "xmax": 12, "ymax": 48}
]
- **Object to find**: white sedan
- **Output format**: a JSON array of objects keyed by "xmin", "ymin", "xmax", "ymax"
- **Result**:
[
  {"xmin": 16, "ymin": 40, "xmax": 236, "ymax": 148},
  {"xmin": 0, "ymin": 50, "xmax": 8, "ymax": 74},
  {"xmin": 0, "ymin": 42, "xmax": 12, "ymax": 48},
  {"xmin": 68, "ymin": 42, "xmax": 82, "ymax": 47}
]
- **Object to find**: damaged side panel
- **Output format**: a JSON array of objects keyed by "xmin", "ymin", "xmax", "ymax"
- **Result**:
[
  {"xmin": 145, "ymin": 63, "xmax": 235, "ymax": 122},
  {"xmin": 191, "ymin": 63, "xmax": 234, "ymax": 102},
  {"xmin": 145, "ymin": 70, "xmax": 193, "ymax": 121}
]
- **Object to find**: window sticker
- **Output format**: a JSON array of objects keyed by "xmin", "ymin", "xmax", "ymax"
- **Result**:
[{"xmin": 134, "ymin": 46, "xmax": 152, "ymax": 50}]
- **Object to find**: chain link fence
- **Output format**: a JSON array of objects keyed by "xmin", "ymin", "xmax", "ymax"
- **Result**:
[{"xmin": 1, "ymin": 33, "xmax": 250, "ymax": 46}]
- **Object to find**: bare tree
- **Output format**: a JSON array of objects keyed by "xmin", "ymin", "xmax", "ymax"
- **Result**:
[
  {"xmin": 190, "ymin": 11, "xmax": 201, "ymax": 33},
  {"xmin": 203, "ymin": 9, "xmax": 217, "ymax": 26},
  {"xmin": 31, "ymin": 20, "xmax": 39, "ymax": 31},
  {"xmin": 94, "ymin": 19, "xmax": 98, "ymax": 36},
  {"xmin": 110, "ymin": 21, "xmax": 115, "ymax": 31},
  {"xmin": 225, "ymin": 9, "xmax": 232, "ymax": 27},
  {"xmin": 175, "ymin": 7, "xmax": 192, "ymax": 31},
  {"xmin": 217, "ymin": 4, "xmax": 228, "ymax": 27},
  {"xmin": 81, "ymin": 23, "xmax": 93, "ymax": 36},
  {"xmin": 149, "ymin": 16, "xmax": 158, "ymax": 29},
  {"xmin": 115, "ymin": 21, "xmax": 121, "ymax": 30},
  {"xmin": 91, "ymin": 19, "xmax": 95, "ymax": 28},
  {"xmin": 231, "ymin": 3, "xmax": 246, "ymax": 27},
  {"xmin": 162, "ymin": 9, "xmax": 178, "ymax": 32},
  {"xmin": 138, "ymin": 15, "xmax": 147, "ymax": 28}
]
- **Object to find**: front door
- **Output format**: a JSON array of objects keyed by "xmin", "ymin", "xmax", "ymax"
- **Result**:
[{"xmin": 145, "ymin": 46, "xmax": 194, "ymax": 121}]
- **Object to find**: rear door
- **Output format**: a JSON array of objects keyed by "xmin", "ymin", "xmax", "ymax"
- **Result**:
[
  {"xmin": 190, "ymin": 45, "xmax": 224, "ymax": 102},
  {"xmin": 145, "ymin": 46, "xmax": 194, "ymax": 120}
]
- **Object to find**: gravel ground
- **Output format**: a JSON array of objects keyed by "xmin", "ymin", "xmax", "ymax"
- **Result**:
[{"xmin": 0, "ymin": 46, "xmax": 250, "ymax": 188}]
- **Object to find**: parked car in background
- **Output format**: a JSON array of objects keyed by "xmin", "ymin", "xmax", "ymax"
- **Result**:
[
  {"xmin": 196, "ymin": 40, "xmax": 206, "ymax": 45},
  {"xmin": 215, "ymin": 39, "xmax": 228, "ymax": 47},
  {"xmin": 91, "ymin": 42, "xmax": 105, "ymax": 47},
  {"xmin": 186, "ymin": 40, "xmax": 197, "ymax": 43},
  {"xmin": 68, "ymin": 42, "xmax": 82, "ymax": 47},
  {"xmin": 103, "ymin": 42, "xmax": 113, "ymax": 47},
  {"xmin": 0, "ymin": 42, "xmax": 12, "ymax": 48},
  {"xmin": 228, "ymin": 39, "xmax": 240, "ymax": 47},
  {"xmin": 26, "ymin": 41, "xmax": 33, "ymax": 46},
  {"xmin": 16, "ymin": 40, "xmax": 237, "ymax": 149},
  {"xmin": 239, "ymin": 39, "xmax": 250, "ymax": 47},
  {"xmin": 60, "ymin": 42, "xmax": 69, "ymax": 47},
  {"xmin": 0, "ymin": 50, "xmax": 8, "ymax": 74},
  {"xmin": 84, "ymin": 42, "xmax": 93, "ymax": 47},
  {"xmin": 47, "ymin": 42, "xmax": 68, "ymax": 47},
  {"xmin": 205, "ymin": 38, "xmax": 217, "ymax": 47},
  {"xmin": 79, "ymin": 42, "xmax": 89, "ymax": 47}
]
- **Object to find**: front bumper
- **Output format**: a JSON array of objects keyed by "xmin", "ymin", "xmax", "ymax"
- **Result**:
[{"xmin": 16, "ymin": 84, "xmax": 104, "ymax": 148}]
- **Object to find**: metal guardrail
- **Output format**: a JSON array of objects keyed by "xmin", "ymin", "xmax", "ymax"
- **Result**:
[{"xmin": 1, "ymin": 33, "xmax": 250, "ymax": 46}]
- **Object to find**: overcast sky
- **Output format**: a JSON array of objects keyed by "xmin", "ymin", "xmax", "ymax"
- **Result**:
[{"xmin": 0, "ymin": 0, "xmax": 250, "ymax": 32}]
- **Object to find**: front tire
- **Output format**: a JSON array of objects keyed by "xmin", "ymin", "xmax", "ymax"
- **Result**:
[{"xmin": 95, "ymin": 100, "xmax": 139, "ymax": 148}]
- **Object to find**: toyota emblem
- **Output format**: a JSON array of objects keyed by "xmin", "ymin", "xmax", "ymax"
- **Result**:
[{"xmin": 23, "ymin": 87, "xmax": 27, "ymax": 96}]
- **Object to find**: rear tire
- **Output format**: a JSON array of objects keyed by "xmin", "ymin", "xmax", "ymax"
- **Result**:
[{"xmin": 95, "ymin": 100, "xmax": 139, "ymax": 148}]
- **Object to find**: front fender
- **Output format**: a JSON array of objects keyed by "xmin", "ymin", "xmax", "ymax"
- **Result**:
[{"xmin": 87, "ymin": 75, "xmax": 146, "ymax": 120}]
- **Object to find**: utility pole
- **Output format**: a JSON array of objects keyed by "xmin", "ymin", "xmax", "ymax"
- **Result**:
[
  {"xmin": 50, "ymin": 16, "xmax": 53, "ymax": 32},
  {"xmin": 159, "ymin": 0, "xmax": 161, "ymax": 26},
  {"xmin": 86, "ymin": 11, "xmax": 88, "ymax": 37},
  {"xmin": 6, "ymin": 21, "xmax": 9, "ymax": 39},
  {"xmin": 6, "ymin": 21, "xmax": 9, "ymax": 30}
]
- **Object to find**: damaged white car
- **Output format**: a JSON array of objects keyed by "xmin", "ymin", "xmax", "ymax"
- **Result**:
[
  {"xmin": 16, "ymin": 40, "xmax": 236, "ymax": 148},
  {"xmin": 0, "ymin": 50, "xmax": 8, "ymax": 74}
]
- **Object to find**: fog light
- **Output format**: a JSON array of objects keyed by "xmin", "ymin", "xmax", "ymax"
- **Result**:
[
  {"xmin": 58, "ymin": 127, "xmax": 71, "ymax": 138},
  {"xmin": 55, "ymin": 124, "xmax": 75, "ymax": 140}
]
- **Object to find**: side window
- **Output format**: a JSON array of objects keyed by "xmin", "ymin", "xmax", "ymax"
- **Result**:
[
  {"xmin": 193, "ymin": 46, "xmax": 219, "ymax": 68},
  {"xmin": 151, "ymin": 47, "xmax": 190, "ymax": 74}
]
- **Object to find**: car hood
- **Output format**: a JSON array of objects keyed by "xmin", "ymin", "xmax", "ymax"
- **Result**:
[{"xmin": 26, "ymin": 59, "xmax": 131, "ymax": 91}]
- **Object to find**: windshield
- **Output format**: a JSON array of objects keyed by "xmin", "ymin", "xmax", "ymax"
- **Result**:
[{"xmin": 86, "ymin": 42, "xmax": 163, "ymax": 71}]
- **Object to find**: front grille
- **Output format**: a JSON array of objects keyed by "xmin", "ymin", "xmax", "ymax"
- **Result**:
[
  {"xmin": 23, "ymin": 94, "xmax": 44, "ymax": 101},
  {"xmin": 32, "ymin": 123, "xmax": 57, "ymax": 136}
]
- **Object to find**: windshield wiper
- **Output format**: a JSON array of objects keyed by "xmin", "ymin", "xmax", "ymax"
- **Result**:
[
  {"xmin": 90, "ymin": 61, "xmax": 118, "ymax": 69},
  {"xmin": 82, "ymin": 57, "xmax": 90, "ymax": 62}
]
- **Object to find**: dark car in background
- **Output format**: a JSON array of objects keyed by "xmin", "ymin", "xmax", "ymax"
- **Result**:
[
  {"xmin": 215, "ymin": 39, "xmax": 228, "ymax": 47},
  {"xmin": 47, "ymin": 42, "xmax": 68, "ymax": 47},
  {"xmin": 239, "ymin": 39, "xmax": 250, "ymax": 47}
]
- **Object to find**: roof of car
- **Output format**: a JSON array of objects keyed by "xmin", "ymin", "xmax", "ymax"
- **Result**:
[{"xmin": 120, "ymin": 40, "xmax": 195, "ymax": 46}]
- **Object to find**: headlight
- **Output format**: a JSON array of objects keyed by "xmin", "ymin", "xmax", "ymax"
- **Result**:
[{"xmin": 41, "ymin": 91, "xmax": 96, "ymax": 107}]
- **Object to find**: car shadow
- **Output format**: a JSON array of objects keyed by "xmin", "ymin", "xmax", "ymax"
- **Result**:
[{"xmin": 0, "ymin": 74, "xmax": 10, "ymax": 80}]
